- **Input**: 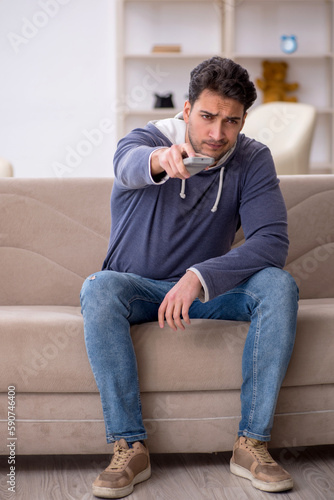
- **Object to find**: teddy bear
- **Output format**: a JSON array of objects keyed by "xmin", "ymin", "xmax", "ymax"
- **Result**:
[{"xmin": 256, "ymin": 60, "xmax": 299, "ymax": 103}]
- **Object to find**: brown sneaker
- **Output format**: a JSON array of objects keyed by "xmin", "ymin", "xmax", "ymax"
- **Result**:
[
  {"xmin": 230, "ymin": 436, "xmax": 293, "ymax": 492},
  {"xmin": 92, "ymin": 439, "xmax": 151, "ymax": 498}
]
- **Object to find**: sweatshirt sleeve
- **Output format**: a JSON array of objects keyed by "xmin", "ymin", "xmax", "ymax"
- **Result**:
[
  {"xmin": 113, "ymin": 125, "xmax": 171, "ymax": 189},
  {"xmin": 191, "ymin": 145, "xmax": 289, "ymax": 301}
]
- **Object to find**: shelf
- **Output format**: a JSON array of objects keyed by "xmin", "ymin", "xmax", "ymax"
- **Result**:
[
  {"xmin": 124, "ymin": 109, "xmax": 178, "ymax": 117},
  {"xmin": 234, "ymin": 0, "xmax": 332, "ymax": 58},
  {"xmin": 234, "ymin": 54, "xmax": 333, "ymax": 60},
  {"xmin": 124, "ymin": 0, "xmax": 211, "ymax": 3},
  {"xmin": 122, "ymin": 0, "xmax": 332, "ymax": 3},
  {"xmin": 124, "ymin": 0, "xmax": 333, "ymax": 2},
  {"xmin": 124, "ymin": 0, "xmax": 222, "ymax": 57},
  {"xmin": 124, "ymin": 53, "xmax": 220, "ymax": 60},
  {"xmin": 234, "ymin": 0, "xmax": 332, "ymax": 3},
  {"xmin": 125, "ymin": 107, "xmax": 334, "ymax": 116}
]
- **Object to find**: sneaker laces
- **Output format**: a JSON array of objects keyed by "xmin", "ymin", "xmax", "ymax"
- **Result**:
[
  {"xmin": 108, "ymin": 442, "xmax": 133, "ymax": 471},
  {"xmin": 247, "ymin": 438, "xmax": 276, "ymax": 465}
]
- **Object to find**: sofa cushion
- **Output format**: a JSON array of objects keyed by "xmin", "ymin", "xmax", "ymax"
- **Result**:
[
  {"xmin": 0, "ymin": 305, "xmax": 93, "ymax": 392},
  {"xmin": 1, "ymin": 298, "xmax": 333, "ymax": 393},
  {"xmin": 134, "ymin": 299, "xmax": 334, "ymax": 391}
]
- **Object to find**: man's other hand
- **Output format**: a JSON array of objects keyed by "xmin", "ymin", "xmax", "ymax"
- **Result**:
[{"xmin": 158, "ymin": 271, "xmax": 202, "ymax": 331}]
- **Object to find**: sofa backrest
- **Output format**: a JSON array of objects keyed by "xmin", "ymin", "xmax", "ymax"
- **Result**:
[
  {"xmin": 234, "ymin": 174, "xmax": 334, "ymax": 299},
  {"xmin": 282, "ymin": 174, "xmax": 334, "ymax": 299},
  {"xmin": 0, "ymin": 178, "xmax": 112, "ymax": 306},
  {"xmin": 0, "ymin": 175, "xmax": 333, "ymax": 305}
]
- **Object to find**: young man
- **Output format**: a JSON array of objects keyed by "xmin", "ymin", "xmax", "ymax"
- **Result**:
[{"xmin": 80, "ymin": 57, "xmax": 299, "ymax": 498}]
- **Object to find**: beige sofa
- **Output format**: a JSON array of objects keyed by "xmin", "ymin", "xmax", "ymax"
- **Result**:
[{"xmin": 0, "ymin": 175, "xmax": 333, "ymax": 455}]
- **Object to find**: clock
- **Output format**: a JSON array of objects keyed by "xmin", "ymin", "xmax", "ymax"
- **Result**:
[{"xmin": 280, "ymin": 35, "xmax": 298, "ymax": 54}]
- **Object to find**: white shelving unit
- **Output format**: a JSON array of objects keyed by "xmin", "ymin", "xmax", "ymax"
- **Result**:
[{"xmin": 117, "ymin": 0, "xmax": 334, "ymax": 173}]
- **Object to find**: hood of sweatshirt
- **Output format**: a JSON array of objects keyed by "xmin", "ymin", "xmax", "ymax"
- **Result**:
[{"xmin": 150, "ymin": 112, "xmax": 236, "ymax": 213}]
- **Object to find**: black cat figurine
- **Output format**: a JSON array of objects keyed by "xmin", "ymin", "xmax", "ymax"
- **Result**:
[{"xmin": 154, "ymin": 93, "xmax": 174, "ymax": 108}]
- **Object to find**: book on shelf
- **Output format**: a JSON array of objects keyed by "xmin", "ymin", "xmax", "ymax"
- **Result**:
[{"xmin": 152, "ymin": 44, "xmax": 182, "ymax": 53}]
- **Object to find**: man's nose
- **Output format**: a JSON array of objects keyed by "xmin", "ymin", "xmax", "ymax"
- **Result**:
[{"xmin": 209, "ymin": 123, "xmax": 225, "ymax": 142}]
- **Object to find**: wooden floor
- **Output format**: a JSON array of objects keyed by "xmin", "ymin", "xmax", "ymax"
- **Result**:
[{"xmin": 1, "ymin": 445, "xmax": 333, "ymax": 500}]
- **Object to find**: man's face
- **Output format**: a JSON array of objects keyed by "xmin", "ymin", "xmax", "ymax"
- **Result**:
[{"xmin": 183, "ymin": 89, "xmax": 247, "ymax": 162}]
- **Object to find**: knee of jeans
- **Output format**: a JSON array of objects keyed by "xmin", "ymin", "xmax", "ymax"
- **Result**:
[
  {"xmin": 80, "ymin": 275, "xmax": 95, "ymax": 310},
  {"xmin": 80, "ymin": 271, "xmax": 112, "ymax": 308},
  {"xmin": 80, "ymin": 270, "xmax": 130, "ymax": 309},
  {"xmin": 261, "ymin": 268, "xmax": 299, "ymax": 305}
]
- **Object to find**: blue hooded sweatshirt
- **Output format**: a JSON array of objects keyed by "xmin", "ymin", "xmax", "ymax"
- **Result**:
[{"xmin": 102, "ymin": 115, "xmax": 289, "ymax": 302}]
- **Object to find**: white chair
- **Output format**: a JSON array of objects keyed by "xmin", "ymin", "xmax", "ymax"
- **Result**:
[
  {"xmin": 0, "ymin": 157, "xmax": 14, "ymax": 177},
  {"xmin": 242, "ymin": 101, "xmax": 316, "ymax": 175}
]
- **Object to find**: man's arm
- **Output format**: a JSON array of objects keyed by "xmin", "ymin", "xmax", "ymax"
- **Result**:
[
  {"xmin": 191, "ymin": 146, "xmax": 289, "ymax": 302},
  {"xmin": 113, "ymin": 125, "xmax": 196, "ymax": 189}
]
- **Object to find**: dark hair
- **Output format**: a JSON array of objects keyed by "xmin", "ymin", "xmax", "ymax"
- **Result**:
[{"xmin": 188, "ymin": 56, "xmax": 257, "ymax": 113}]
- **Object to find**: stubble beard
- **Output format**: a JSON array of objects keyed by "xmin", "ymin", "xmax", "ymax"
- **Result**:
[{"xmin": 187, "ymin": 128, "xmax": 230, "ymax": 163}]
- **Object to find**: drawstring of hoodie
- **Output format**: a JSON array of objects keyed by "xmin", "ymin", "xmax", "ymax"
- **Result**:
[
  {"xmin": 180, "ymin": 179, "xmax": 186, "ymax": 199},
  {"xmin": 211, "ymin": 167, "xmax": 224, "ymax": 213},
  {"xmin": 179, "ymin": 167, "xmax": 225, "ymax": 213}
]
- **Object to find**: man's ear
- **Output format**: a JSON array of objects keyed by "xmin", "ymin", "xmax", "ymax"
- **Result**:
[
  {"xmin": 183, "ymin": 100, "xmax": 191, "ymax": 124},
  {"xmin": 240, "ymin": 112, "xmax": 248, "ymax": 132}
]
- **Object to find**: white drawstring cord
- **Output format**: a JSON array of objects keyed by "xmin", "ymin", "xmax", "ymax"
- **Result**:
[
  {"xmin": 179, "ymin": 166, "xmax": 225, "ymax": 212},
  {"xmin": 180, "ymin": 179, "xmax": 186, "ymax": 199},
  {"xmin": 211, "ymin": 167, "xmax": 224, "ymax": 213}
]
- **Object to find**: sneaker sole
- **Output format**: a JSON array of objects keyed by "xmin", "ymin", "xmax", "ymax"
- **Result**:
[
  {"xmin": 230, "ymin": 460, "xmax": 293, "ymax": 492},
  {"xmin": 92, "ymin": 464, "xmax": 151, "ymax": 499}
]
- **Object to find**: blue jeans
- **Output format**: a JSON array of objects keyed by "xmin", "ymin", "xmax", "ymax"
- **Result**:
[{"xmin": 80, "ymin": 267, "xmax": 298, "ymax": 444}]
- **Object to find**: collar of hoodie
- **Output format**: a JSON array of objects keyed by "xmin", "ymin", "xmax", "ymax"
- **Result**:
[{"xmin": 179, "ymin": 142, "xmax": 236, "ymax": 213}]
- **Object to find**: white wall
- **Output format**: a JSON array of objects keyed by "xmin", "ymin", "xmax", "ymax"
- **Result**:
[{"xmin": 0, "ymin": 0, "xmax": 117, "ymax": 178}]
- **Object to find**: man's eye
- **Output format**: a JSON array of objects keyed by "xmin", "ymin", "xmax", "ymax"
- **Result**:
[{"xmin": 202, "ymin": 115, "xmax": 212, "ymax": 120}]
